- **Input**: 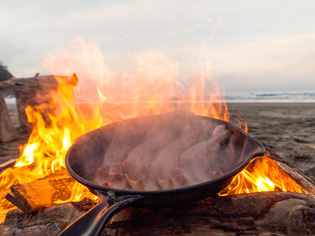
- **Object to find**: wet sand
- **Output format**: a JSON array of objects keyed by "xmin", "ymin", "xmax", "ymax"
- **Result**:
[
  {"xmin": 228, "ymin": 103, "xmax": 315, "ymax": 181},
  {"xmin": 1, "ymin": 102, "xmax": 315, "ymax": 181}
]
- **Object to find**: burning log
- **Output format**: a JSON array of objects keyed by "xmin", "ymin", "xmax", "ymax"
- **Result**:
[
  {"xmin": 265, "ymin": 148, "xmax": 315, "ymax": 198},
  {"xmin": 1, "ymin": 147, "xmax": 314, "ymax": 235},
  {"xmin": 5, "ymin": 169, "xmax": 75, "ymax": 213}
]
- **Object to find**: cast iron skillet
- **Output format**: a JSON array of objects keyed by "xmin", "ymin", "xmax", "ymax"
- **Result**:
[{"xmin": 59, "ymin": 113, "xmax": 265, "ymax": 236}]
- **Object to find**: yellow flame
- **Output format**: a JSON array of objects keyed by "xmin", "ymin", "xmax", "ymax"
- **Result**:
[
  {"xmin": 238, "ymin": 116, "xmax": 248, "ymax": 133},
  {"xmin": 218, "ymin": 155, "xmax": 307, "ymax": 196}
]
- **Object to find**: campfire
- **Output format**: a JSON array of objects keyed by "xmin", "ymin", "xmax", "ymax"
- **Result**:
[{"xmin": 0, "ymin": 39, "xmax": 314, "ymax": 235}]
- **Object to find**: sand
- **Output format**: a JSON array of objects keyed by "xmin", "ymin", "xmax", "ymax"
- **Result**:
[
  {"xmin": 228, "ymin": 103, "xmax": 315, "ymax": 181},
  {"xmin": 1, "ymin": 102, "xmax": 314, "ymax": 182}
]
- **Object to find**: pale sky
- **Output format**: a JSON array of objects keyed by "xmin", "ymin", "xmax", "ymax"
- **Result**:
[{"xmin": 1, "ymin": 0, "xmax": 315, "ymax": 93}]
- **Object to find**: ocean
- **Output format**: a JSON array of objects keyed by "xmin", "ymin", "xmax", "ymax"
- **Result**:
[
  {"xmin": 3, "ymin": 91, "xmax": 315, "ymax": 105},
  {"xmin": 225, "ymin": 91, "xmax": 315, "ymax": 103}
]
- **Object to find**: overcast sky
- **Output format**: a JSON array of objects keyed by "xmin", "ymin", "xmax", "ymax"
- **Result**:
[{"xmin": 1, "ymin": 0, "xmax": 315, "ymax": 93}]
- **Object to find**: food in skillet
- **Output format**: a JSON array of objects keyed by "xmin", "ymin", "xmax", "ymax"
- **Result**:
[{"xmin": 94, "ymin": 112, "xmax": 240, "ymax": 191}]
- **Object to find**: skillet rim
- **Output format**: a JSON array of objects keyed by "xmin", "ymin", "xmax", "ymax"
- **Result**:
[{"xmin": 65, "ymin": 114, "xmax": 265, "ymax": 196}]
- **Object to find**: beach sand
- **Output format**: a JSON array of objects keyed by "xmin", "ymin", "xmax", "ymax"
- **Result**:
[
  {"xmin": 1, "ymin": 102, "xmax": 314, "ymax": 182},
  {"xmin": 228, "ymin": 103, "xmax": 315, "ymax": 181}
]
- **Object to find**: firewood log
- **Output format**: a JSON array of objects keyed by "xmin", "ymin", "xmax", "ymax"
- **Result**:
[
  {"xmin": 265, "ymin": 147, "xmax": 315, "ymax": 197},
  {"xmin": 1, "ymin": 198, "xmax": 97, "ymax": 236},
  {"xmin": 5, "ymin": 169, "xmax": 75, "ymax": 212},
  {"xmin": 100, "ymin": 191, "xmax": 315, "ymax": 236}
]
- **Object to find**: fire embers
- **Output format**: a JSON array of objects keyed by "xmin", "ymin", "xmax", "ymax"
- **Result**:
[{"xmin": 94, "ymin": 112, "xmax": 244, "ymax": 191}]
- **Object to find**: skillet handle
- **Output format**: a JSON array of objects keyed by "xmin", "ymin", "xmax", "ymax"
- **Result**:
[{"xmin": 58, "ymin": 192, "xmax": 144, "ymax": 236}]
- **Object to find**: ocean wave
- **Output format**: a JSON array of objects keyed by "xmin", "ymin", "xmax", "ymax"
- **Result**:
[{"xmin": 225, "ymin": 92, "xmax": 315, "ymax": 102}]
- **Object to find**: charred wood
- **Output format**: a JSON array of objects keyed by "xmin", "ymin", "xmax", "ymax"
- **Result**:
[
  {"xmin": 103, "ymin": 191, "xmax": 315, "ymax": 236},
  {"xmin": 1, "ymin": 198, "xmax": 96, "ymax": 236}
]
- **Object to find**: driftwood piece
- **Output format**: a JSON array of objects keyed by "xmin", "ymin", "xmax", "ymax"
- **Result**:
[
  {"xmin": 5, "ymin": 170, "xmax": 75, "ymax": 213},
  {"xmin": 0, "ymin": 93, "xmax": 18, "ymax": 143},
  {"xmin": 0, "ymin": 159, "xmax": 17, "ymax": 173},
  {"xmin": 102, "ymin": 192, "xmax": 315, "ymax": 236},
  {"xmin": 1, "ymin": 198, "xmax": 96, "ymax": 236},
  {"xmin": 265, "ymin": 147, "xmax": 315, "ymax": 197},
  {"xmin": 4, "ymin": 193, "xmax": 28, "ymax": 213}
]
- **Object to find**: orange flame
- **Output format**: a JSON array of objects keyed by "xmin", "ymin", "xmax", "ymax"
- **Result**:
[
  {"xmin": 0, "ymin": 38, "xmax": 306, "ymax": 223},
  {"xmin": 219, "ymin": 155, "xmax": 306, "ymax": 196},
  {"xmin": 238, "ymin": 116, "xmax": 248, "ymax": 133}
]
